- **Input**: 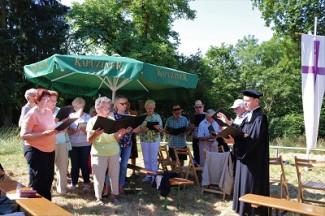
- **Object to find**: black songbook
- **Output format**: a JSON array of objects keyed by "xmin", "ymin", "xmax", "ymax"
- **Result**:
[
  {"xmin": 55, "ymin": 107, "xmax": 74, "ymax": 121},
  {"xmin": 212, "ymin": 108, "xmax": 232, "ymax": 127},
  {"xmin": 208, "ymin": 125, "xmax": 217, "ymax": 137},
  {"xmin": 146, "ymin": 121, "xmax": 159, "ymax": 131},
  {"xmin": 166, "ymin": 126, "xmax": 186, "ymax": 135},
  {"xmin": 215, "ymin": 126, "xmax": 248, "ymax": 139},
  {"xmin": 55, "ymin": 118, "xmax": 78, "ymax": 131},
  {"xmin": 92, "ymin": 115, "xmax": 146, "ymax": 134},
  {"xmin": 190, "ymin": 114, "xmax": 206, "ymax": 126}
]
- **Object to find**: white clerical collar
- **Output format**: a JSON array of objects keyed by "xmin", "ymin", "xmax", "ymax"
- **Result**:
[{"xmin": 246, "ymin": 106, "xmax": 260, "ymax": 122}]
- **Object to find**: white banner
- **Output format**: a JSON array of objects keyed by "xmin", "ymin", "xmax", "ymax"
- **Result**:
[{"xmin": 301, "ymin": 34, "xmax": 325, "ymax": 150}]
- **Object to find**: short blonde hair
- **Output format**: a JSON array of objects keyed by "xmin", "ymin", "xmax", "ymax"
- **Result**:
[
  {"xmin": 72, "ymin": 97, "xmax": 85, "ymax": 107},
  {"xmin": 144, "ymin": 99, "xmax": 155, "ymax": 109},
  {"xmin": 48, "ymin": 90, "xmax": 58, "ymax": 98},
  {"xmin": 113, "ymin": 95, "xmax": 128, "ymax": 111}
]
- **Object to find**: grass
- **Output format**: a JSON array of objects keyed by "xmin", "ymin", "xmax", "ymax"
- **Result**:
[{"xmin": 0, "ymin": 127, "xmax": 325, "ymax": 215}]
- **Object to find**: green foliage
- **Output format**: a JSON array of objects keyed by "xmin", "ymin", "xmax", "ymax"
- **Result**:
[
  {"xmin": 0, "ymin": 127, "xmax": 22, "ymax": 154},
  {"xmin": 269, "ymin": 114, "xmax": 305, "ymax": 139},
  {"xmin": 0, "ymin": 0, "xmax": 69, "ymax": 126},
  {"xmin": 252, "ymin": 0, "xmax": 325, "ymax": 41},
  {"xmin": 68, "ymin": 0, "xmax": 195, "ymax": 66}
]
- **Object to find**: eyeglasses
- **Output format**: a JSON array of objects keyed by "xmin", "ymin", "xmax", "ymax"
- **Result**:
[
  {"xmin": 195, "ymin": 106, "xmax": 203, "ymax": 109},
  {"xmin": 101, "ymin": 107, "xmax": 110, "ymax": 111},
  {"xmin": 119, "ymin": 102, "xmax": 128, "ymax": 106},
  {"xmin": 41, "ymin": 98, "xmax": 51, "ymax": 102},
  {"xmin": 50, "ymin": 100, "xmax": 57, "ymax": 103}
]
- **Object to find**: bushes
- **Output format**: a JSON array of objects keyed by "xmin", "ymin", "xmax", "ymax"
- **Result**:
[{"xmin": 269, "ymin": 114, "xmax": 304, "ymax": 140}]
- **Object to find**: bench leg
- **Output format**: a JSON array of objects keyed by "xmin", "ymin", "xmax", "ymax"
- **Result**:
[
  {"xmin": 163, "ymin": 185, "xmax": 181, "ymax": 210},
  {"xmin": 177, "ymin": 185, "xmax": 180, "ymax": 208},
  {"xmin": 164, "ymin": 197, "xmax": 167, "ymax": 211}
]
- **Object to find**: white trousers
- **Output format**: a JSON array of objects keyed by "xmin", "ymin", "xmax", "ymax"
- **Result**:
[
  {"xmin": 55, "ymin": 143, "xmax": 68, "ymax": 194},
  {"xmin": 91, "ymin": 153, "xmax": 120, "ymax": 199},
  {"xmin": 140, "ymin": 141, "xmax": 160, "ymax": 177}
]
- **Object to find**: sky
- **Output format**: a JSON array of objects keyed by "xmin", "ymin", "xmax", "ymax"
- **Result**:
[{"xmin": 61, "ymin": 0, "xmax": 274, "ymax": 55}]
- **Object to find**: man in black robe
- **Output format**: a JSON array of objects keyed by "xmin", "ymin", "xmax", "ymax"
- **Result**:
[{"xmin": 219, "ymin": 89, "xmax": 269, "ymax": 216}]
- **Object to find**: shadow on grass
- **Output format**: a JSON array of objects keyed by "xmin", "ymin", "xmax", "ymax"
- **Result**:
[{"xmin": 270, "ymin": 182, "xmax": 325, "ymax": 204}]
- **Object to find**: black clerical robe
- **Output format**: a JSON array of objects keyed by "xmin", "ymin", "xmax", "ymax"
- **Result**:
[{"xmin": 232, "ymin": 107, "xmax": 269, "ymax": 216}]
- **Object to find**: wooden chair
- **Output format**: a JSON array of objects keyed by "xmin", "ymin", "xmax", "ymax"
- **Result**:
[
  {"xmin": 294, "ymin": 156, "xmax": 325, "ymax": 205},
  {"xmin": 158, "ymin": 145, "xmax": 176, "ymax": 172},
  {"xmin": 269, "ymin": 156, "xmax": 290, "ymax": 200},
  {"xmin": 173, "ymin": 147, "xmax": 203, "ymax": 186},
  {"xmin": 201, "ymin": 150, "xmax": 234, "ymax": 200}
]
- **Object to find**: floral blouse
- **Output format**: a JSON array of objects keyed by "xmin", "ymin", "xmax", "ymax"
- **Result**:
[
  {"xmin": 113, "ymin": 110, "xmax": 132, "ymax": 148},
  {"xmin": 139, "ymin": 113, "xmax": 163, "ymax": 143}
]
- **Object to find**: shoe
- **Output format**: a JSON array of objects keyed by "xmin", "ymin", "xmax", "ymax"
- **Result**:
[
  {"xmin": 96, "ymin": 199, "xmax": 104, "ymax": 206},
  {"xmin": 70, "ymin": 184, "xmax": 76, "ymax": 190},
  {"xmin": 142, "ymin": 176, "xmax": 152, "ymax": 182},
  {"xmin": 102, "ymin": 194, "xmax": 109, "ymax": 198},
  {"xmin": 83, "ymin": 183, "xmax": 91, "ymax": 191},
  {"xmin": 110, "ymin": 198, "xmax": 120, "ymax": 205}
]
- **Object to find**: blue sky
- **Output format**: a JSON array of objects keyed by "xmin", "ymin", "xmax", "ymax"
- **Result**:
[{"xmin": 61, "ymin": 0, "xmax": 274, "ymax": 55}]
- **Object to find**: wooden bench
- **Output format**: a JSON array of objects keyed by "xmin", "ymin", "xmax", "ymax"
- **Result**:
[
  {"xmin": 0, "ymin": 180, "xmax": 73, "ymax": 216},
  {"xmin": 127, "ymin": 164, "xmax": 194, "ymax": 210},
  {"xmin": 239, "ymin": 193, "xmax": 325, "ymax": 216}
]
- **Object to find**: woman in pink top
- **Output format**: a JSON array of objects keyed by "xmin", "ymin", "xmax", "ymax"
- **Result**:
[{"xmin": 20, "ymin": 88, "xmax": 59, "ymax": 201}]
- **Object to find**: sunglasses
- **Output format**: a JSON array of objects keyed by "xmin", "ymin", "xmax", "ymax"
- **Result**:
[
  {"xmin": 174, "ymin": 112, "xmax": 182, "ymax": 115},
  {"xmin": 119, "ymin": 102, "xmax": 128, "ymax": 106}
]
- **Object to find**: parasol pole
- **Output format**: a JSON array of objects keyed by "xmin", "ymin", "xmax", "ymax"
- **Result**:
[{"xmin": 112, "ymin": 90, "xmax": 116, "ymax": 104}]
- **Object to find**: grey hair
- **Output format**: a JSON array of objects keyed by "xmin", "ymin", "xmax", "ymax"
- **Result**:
[
  {"xmin": 24, "ymin": 88, "xmax": 36, "ymax": 101},
  {"xmin": 72, "ymin": 97, "xmax": 85, "ymax": 107},
  {"xmin": 95, "ymin": 96, "xmax": 112, "ymax": 110},
  {"xmin": 144, "ymin": 99, "xmax": 155, "ymax": 109}
]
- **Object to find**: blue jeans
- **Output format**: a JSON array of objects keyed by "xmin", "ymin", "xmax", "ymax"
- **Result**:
[
  {"xmin": 105, "ymin": 145, "xmax": 132, "ymax": 185},
  {"xmin": 69, "ymin": 146, "xmax": 91, "ymax": 185}
]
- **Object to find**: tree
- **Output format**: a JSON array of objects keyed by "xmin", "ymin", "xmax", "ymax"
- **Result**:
[
  {"xmin": 68, "ymin": 0, "xmax": 195, "ymax": 66},
  {"xmin": 252, "ymin": 0, "xmax": 325, "ymax": 41},
  {"xmin": 0, "ymin": 0, "xmax": 69, "ymax": 126}
]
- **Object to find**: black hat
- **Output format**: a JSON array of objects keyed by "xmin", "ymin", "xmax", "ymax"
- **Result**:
[{"xmin": 241, "ymin": 89, "xmax": 263, "ymax": 98}]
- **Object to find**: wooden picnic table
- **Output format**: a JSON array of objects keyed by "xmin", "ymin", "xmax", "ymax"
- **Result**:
[
  {"xmin": 0, "ymin": 180, "xmax": 73, "ymax": 216},
  {"xmin": 239, "ymin": 193, "xmax": 325, "ymax": 216}
]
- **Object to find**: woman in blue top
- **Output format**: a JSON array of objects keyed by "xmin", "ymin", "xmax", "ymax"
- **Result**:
[{"xmin": 68, "ymin": 97, "xmax": 91, "ymax": 191}]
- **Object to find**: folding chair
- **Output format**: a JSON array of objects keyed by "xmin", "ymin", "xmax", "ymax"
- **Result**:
[
  {"xmin": 269, "ymin": 156, "xmax": 290, "ymax": 200},
  {"xmin": 158, "ymin": 145, "xmax": 176, "ymax": 172},
  {"xmin": 294, "ymin": 156, "xmax": 325, "ymax": 205},
  {"xmin": 173, "ymin": 147, "xmax": 203, "ymax": 186},
  {"xmin": 201, "ymin": 150, "xmax": 233, "ymax": 200}
]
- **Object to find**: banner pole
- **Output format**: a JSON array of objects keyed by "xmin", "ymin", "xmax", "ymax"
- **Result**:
[{"xmin": 314, "ymin": 17, "xmax": 317, "ymax": 36}]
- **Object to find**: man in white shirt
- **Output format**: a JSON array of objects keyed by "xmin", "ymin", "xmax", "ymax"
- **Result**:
[
  {"xmin": 197, "ymin": 109, "xmax": 221, "ymax": 166},
  {"xmin": 231, "ymin": 99, "xmax": 248, "ymax": 125}
]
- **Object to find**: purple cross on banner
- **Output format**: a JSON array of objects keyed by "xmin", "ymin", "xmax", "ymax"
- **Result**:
[
  {"xmin": 302, "ymin": 40, "xmax": 325, "ymax": 84},
  {"xmin": 301, "ymin": 34, "xmax": 325, "ymax": 151}
]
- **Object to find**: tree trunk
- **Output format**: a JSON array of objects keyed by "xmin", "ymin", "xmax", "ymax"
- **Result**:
[{"xmin": 0, "ymin": 0, "xmax": 6, "ymax": 28}]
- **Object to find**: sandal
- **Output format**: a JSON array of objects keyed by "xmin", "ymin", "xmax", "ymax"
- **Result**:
[{"xmin": 96, "ymin": 199, "xmax": 104, "ymax": 206}]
